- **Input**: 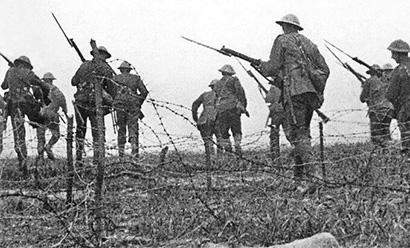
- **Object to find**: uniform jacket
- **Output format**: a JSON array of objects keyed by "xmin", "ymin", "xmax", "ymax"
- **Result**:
[
  {"xmin": 71, "ymin": 59, "xmax": 115, "ymax": 105},
  {"xmin": 192, "ymin": 90, "xmax": 217, "ymax": 126},
  {"xmin": 386, "ymin": 57, "xmax": 410, "ymax": 121},
  {"xmin": 360, "ymin": 75, "xmax": 393, "ymax": 116},
  {"xmin": 213, "ymin": 75, "xmax": 247, "ymax": 113},
  {"xmin": 260, "ymin": 32, "xmax": 329, "ymax": 97},
  {"xmin": 40, "ymin": 83, "xmax": 67, "ymax": 123},
  {"xmin": 113, "ymin": 72, "xmax": 148, "ymax": 109}
]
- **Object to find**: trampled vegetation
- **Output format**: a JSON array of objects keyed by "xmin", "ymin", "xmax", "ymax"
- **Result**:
[{"xmin": 0, "ymin": 142, "xmax": 409, "ymax": 247}]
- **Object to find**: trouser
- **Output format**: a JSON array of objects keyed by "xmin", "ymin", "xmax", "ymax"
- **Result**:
[
  {"xmin": 37, "ymin": 122, "xmax": 60, "ymax": 157},
  {"xmin": 285, "ymin": 93, "xmax": 316, "ymax": 180},
  {"xmin": 399, "ymin": 119, "xmax": 410, "ymax": 155},
  {"xmin": 215, "ymin": 109, "xmax": 242, "ymax": 155},
  {"xmin": 369, "ymin": 110, "xmax": 392, "ymax": 146},
  {"xmin": 116, "ymin": 108, "xmax": 140, "ymax": 157},
  {"xmin": 269, "ymin": 109, "xmax": 291, "ymax": 161},
  {"xmin": 74, "ymin": 103, "xmax": 105, "ymax": 166},
  {"xmin": 198, "ymin": 122, "xmax": 217, "ymax": 163},
  {"xmin": 11, "ymin": 109, "xmax": 27, "ymax": 174}
]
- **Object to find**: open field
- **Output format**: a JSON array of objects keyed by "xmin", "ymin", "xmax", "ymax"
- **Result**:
[{"xmin": 0, "ymin": 142, "xmax": 409, "ymax": 247}]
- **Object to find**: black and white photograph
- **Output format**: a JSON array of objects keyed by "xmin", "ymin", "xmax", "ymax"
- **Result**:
[{"xmin": 0, "ymin": 0, "xmax": 409, "ymax": 247}]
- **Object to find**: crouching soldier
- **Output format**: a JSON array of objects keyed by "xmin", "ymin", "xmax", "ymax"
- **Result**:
[
  {"xmin": 113, "ymin": 61, "xmax": 148, "ymax": 158},
  {"xmin": 192, "ymin": 79, "xmax": 219, "ymax": 164},
  {"xmin": 37, "ymin": 72, "xmax": 68, "ymax": 160}
]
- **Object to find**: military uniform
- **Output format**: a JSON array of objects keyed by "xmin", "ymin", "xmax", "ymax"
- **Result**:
[
  {"xmin": 213, "ymin": 65, "xmax": 247, "ymax": 155},
  {"xmin": 265, "ymin": 85, "xmax": 291, "ymax": 161},
  {"xmin": 71, "ymin": 47, "xmax": 115, "ymax": 165},
  {"xmin": 259, "ymin": 14, "xmax": 329, "ymax": 181},
  {"xmin": 113, "ymin": 61, "xmax": 148, "ymax": 157},
  {"xmin": 36, "ymin": 73, "xmax": 68, "ymax": 160},
  {"xmin": 360, "ymin": 65, "xmax": 393, "ymax": 146},
  {"xmin": 386, "ymin": 54, "xmax": 410, "ymax": 154},
  {"xmin": 1, "ymin": 56, "xmax": 47, "ymax": 174},
  {"xmin": 192, "ymin": 80, "xmax": 218, "ymax": 163}
]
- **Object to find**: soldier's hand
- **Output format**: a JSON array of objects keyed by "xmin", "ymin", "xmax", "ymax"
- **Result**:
[{"xmin": 245, "ymin": 110, "xmax": 250, "ymax": 118}]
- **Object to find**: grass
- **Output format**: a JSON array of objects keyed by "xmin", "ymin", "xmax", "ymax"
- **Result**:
[{"xmin": 0, "ymin": 142, "xmax": 409, "ymax": 247}]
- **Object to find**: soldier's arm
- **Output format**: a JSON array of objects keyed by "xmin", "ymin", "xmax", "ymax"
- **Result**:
[
  {"xmin": 260, "ymin": 36, "xmax": 284, "ymax": 77},
  {"xmin": 234, "ymin": 79, "xmax": 247, "ymax": 108},
  {"xmin": 137, "ymin": 76, "xmax": 148, "ymax": 104},
  {"xmin": 191, "ymin": 93, "xmax": 204, "ymax": 123},
  {"xmin": 1, "ymin": 69, "xmax": 10, "ymax": 90},
  {"xmin": 360, "ymin": 79, "xmax": 370, "ymax": 103},
  {"xmin": 386, "ymin": 69, "xmax": 402, "ymax": 107},
  {"xmin": 71, "ymin": 62, "xmax": 89, "ymax": 86}
]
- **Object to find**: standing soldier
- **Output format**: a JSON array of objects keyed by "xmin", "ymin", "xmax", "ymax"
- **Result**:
[
  {"xmin": 192, "ymin": 79, "xmax": 219, "ymax": 164},
  {"xmin": 113, "ymin": 61, "xmax": 148, "ymax": 158},
  {"xmin": 72, "ymin": 45, "xmax": 116, "ymax": 167},
  {"xmin": 265, "ymin": 84, "xmax": 291, "ymax": 162},
  {"xmin": 37, "ymin": 72, "xmax": 68, "ymax": 160},
  {"xmin": 360, "ymin": 64, "xmax": 393, "ymax": 146},
  {"xmin": 214, "ymin": 64, "xmax": 248, "ymax": 156},
  {"xmin": 386, "ymin": 39, "xmax": 410, "ymax": 158},
  {"xmin": 1, "ymin": 56, "xmax": 46, "ymax": 176},
  {"xmin": 257, "ymin": 14, "xmax": 329, "ymax": 193}
]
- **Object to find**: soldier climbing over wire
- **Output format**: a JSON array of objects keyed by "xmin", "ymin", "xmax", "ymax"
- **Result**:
[
  {"xmin": 255, "ymin": 14, "xmax": 329, "ymax": 194},
  {"xmin": 386, "ymin": 39, "xmax": 410, "ymax": 160},
  {"xmin": 360, "ymin": 64, "xmax": 393, "ymax": 147},
  {"xmin": 37, "ymin": 72, "xmax": 68, "ymax": 160},
  {"xmin": 72, "ymin": 44, "xmax": 116, "ymax": 168},
  {"xmin": 1, "ymin": 55, "xmax": 48, "ymax": 177},
  {"xmin": 213, "ymin": 64, "xmax": 249, "ymax": 157},
  {"xmin": 192, "ymin": 79, "xmax": 219, "ymax": 164},
  {"xmin": 113, "ymin": 61, "xmax": 148, "ymax": 158}
]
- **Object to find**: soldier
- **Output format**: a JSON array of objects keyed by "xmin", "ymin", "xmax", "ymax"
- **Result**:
[
  {"xmin": 360, "ymin": 64, "xmax": 393, "ymax": 146},
  {"xmin": 265, "ymin": 84, "xmax": 291, "ymax": 162},
  {"xmin": 192, "ymin": 79, "xmax": 219, "ymax": 164},
  {"xmin": 36, "ymin": 72, "xmax": 68, "ymax": 160},
  {"xmin": 213, "ymin": 64, "xmax": 248, "ymax": 157},
  {"xmin": 386, "ymin": 39, "xmax": 410, "ymax": 158},
  {"xmin": 1, "ymin": 56, "xmax": 47, "ymax": 176},
  {"xmin": 113, "ymin": 61, "xmax": 148, "ymax": 158},
  {"xmin": 72, "ymin": 45, "xmax": 115, "ymax": 167},
  {"xmin": 381, "ymin": 63, "xmax": 394, "ymax": 83},
  {"xmin": 256, "ymin": 14, "xmax": 329, "ymax": 193}
]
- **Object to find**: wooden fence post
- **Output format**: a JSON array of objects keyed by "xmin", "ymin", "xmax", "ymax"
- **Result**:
[{"xmin": 66, "ymin": 116, "xmax": 74, "ymax": 204}]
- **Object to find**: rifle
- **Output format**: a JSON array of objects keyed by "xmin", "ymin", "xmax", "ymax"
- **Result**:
[
  {"xmin": 182, "ymin": 36, "xmax": 330, "ymax": 123},
  {"xmin": 51, "ymin": 12, "xmax": 86, "ymax": 62},
  {"xmin": 0, "ymin": 53, "xmax": 14, "ymax": 67},
  {"xmin": 324, "ymin": 44, "xmax": 366, "ymax": 85},
  {"xmin": 324, "ymin": 39, "xmax": 381, "ymax": 77}
]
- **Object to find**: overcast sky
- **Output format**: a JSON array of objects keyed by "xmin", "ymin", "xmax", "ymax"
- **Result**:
[{"xmin": 1, "ymin": 0, "xmax": 410, "ymax": 155}]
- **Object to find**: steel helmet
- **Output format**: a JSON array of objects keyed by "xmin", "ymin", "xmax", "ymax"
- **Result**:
[
  {"xmin": 42, "ymin": 72, "xmax": 56, "ymax": 80},
  {"xmin": 209, "ymin": 79, "xmax": 218, "ymax": 87},
  {"xmin": 366, "ymin": 64, "xmax": 381, "ymax": 74},
  {"xmin": 382, "ymin": 63, "xmax": 393, "ymax": 70},
  {"xmin": 218, "ymin": 64, "xmax": 236, "ymax": 75},
  {"xmin": 14, "ymin": 55, "xmax": 33, "ymax": 69},
  {"xmin": 276, "ymin": 14, "xmax": 303, "ymax": 31},
  {"xmin": 118, "ymin": 61, "xmax": 132, "ymax": 69},
  {"xmin": 387, "ymin": 39, "xmax": 410, "ymax": 53},
  {"xmin": 90, "ymin": 46, "xmax": 112, "ymax": 58}
]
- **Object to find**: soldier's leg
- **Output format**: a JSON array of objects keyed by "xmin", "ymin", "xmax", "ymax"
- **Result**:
[
  {"xmin": 199, "ymin": 124, "xmax": 213, "ymax": 165},
  {"xmin": 215, "ymin": 111, "xmax": 232, "ymax": 154},
  {"xmin": 369, "ymin": 112, "xmax": 381, "ymax": 145},
  {"xmin": 380, "ymin": 113, "xmax": 392, "ymax": 145},
  {"xmin": 230, "ymin": 112, "xmax": 242, "ymax": 156},
  {"xmin": 74, "ymin": 105, "xmax": 88, "ymax": 166},
  {"xmin": 11, "ymin": 111, "xmax": 27, "ymax": 175},
  {"xmin": 269, "ymin": 125, "xmax": 280, "ymax": 161},
  {"xmin": 128, "ymin": 110, "xmax": 140, "ymax": 158},
  {"xmin": 45, "ymin": 123, "xmax": 60, "ymax": 160},
  {"xmin": 89, "ymin": 111, "xmax": 105, "ymax": 164},
  {"xmin": 116, "ymin": 110, "xmax": 127, "ymax": 157},
  {"xmin": 36, "ymin": 125, "xmax": 46, "ymax": 158}
]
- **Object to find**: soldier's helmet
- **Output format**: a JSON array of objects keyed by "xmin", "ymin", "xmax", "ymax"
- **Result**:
[
  {"xmin": 90, "ymin": 46, "xmax": 112, "ymax": 58},
  {"xmin": 42, "ymin": 72, "xmax": 56, "ymax": 80},
  {"xmin": 382, "ymin": 63, "xmax": 393, "ymax": 71},
  {"xmin": 208, "ymin": 79, "xmax": 219, "ymax": 87},
  {"xmin": 118, "ymin": 61, "xmax": 132, "ymax": 70},
  {"xmin": 218, "ymin": 64, "xmax": 236, "ymax": 75},
  {"xmin": 366, "ymin": 64, "xmax": 381, "ymax": 74},
  {"xmin": 14, "ymin": 55, "xmax": 33, "ymax": 70},
  {"xmin": 276, "ymin": 14, "xmax": 303, "ymax": 31},
  {"xmin": 387, "ymin": 39, "xmax": 410, "ymax": 53}
]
